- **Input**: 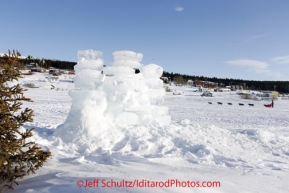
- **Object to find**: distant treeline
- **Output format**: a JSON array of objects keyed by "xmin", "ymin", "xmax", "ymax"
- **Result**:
[
  {"xmin": 0, "ymin": 55, "xmax": 76, "ymax": 70},
  {"xmin": 1, "ymin": 55, "xmax": 288, "ymax": 93},
  {"xmin": 163, "ymin": 71, "xmax": 289, "ymax": 93}
]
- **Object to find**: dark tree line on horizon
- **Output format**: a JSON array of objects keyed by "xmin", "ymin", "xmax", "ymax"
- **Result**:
[
  {"xmin": 162, "ymin": 71, "xmax": 289, "ymax": 93},
  {"xmin": 0, "ymin": 56, "xmax": 76, "ymax": 70},
  {"xmin": 1, "ymin": 56, "xmax": 289, "ymax": 93}
]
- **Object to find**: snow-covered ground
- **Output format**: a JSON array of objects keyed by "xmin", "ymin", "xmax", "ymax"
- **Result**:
[{"xmin": 5, "ymin": 73, "xmax": 289, "ymax": 193}]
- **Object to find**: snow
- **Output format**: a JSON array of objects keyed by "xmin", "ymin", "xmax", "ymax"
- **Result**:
[{"xmin": 3, "ymin": 57, "xmax": 289, "ymax": 193}]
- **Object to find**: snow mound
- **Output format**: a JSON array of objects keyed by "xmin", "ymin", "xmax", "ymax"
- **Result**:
[{"xmin": 51, "ymin": 119, "xmax": 289, "ymax": 174}]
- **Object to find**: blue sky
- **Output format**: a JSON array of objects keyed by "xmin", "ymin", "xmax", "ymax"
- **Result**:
[{"xmin": 1, "ymin": 0, "xmax": 289, "ymax": 81}]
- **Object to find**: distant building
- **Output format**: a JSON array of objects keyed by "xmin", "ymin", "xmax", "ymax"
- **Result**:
[
  {"xmin": 219, "ymin": 88, "xmax": 231, "ymax": 92},
  {"xmin": 30, "ymin": 68, "xmax": 46, "ymax": 73},
  {"xmin": 26, "ymin": 63, "xmax": 39, "ymax": 68},
  {"xmin": 195, "ymin": 80, "xmax": 217, "ymax": 88},
  {"xmin": 49, "ymin": 67, "xmax": 61, "ymax": 75}
]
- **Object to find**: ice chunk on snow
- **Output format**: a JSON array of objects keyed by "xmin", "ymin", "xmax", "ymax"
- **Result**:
[
  {"xmin": 74, "ymin": 59, "xmax": 103, "ymax": 71},
  {"xmin": 141, "ymin": 64, "xmax": 163, "ymax": 78},
  {"xmin": 74, "ymin": 50, "xmax": 104, "ymax": 71},
  {"xmin": 144, "ymin": 78, "xmax": 164, "ymax": 89},
  {"xmin": 149, "ymin": 89, "xmax": 166, "ymax": 105},
  {"xmin": 77, "ymin": 49, "xmax": 103, "ymax": 61},
  {"xmin": 102, "ymin": 66, "xmax": 135, "ymax": 76},
  {"xmin": 73, "ymin": 69, "xmax": 103, "ymax": 89},
  {"xmin": 112, "ymin": 60, "xmax": 142, "ymax": 68},
  {"xmin": 111, "ymin": 51, "xmax": 143, "ymax": 68},
  {"xmin": 113, "ymin": 50, "xmax": 143, "ymax": 62}
]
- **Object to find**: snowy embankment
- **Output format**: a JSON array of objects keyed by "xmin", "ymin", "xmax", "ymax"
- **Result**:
[{"xmin": 5, "ymin": 73, "xmax": 289, "ymax": 193}]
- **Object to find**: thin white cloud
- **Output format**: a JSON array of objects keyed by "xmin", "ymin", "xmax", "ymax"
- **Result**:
[
  {"xmin": 175, "ymin": 6, "xmax": 184, "ymax": 12},
  {"xmin": 226, "ymin": 59, "xmax": 283, "ymax": 78},
  {"xmin": 267, "ymin": 71, "xmax": 283, "ymax": 77},
  {"xmin": 270, "ymin": 55, "xmax": 289, "ymax": 64},
  {"xmin": 226, "ymin": 60, "xmax": 268, "ymax": 73},
  {"xmin": 247, "ymin": 34, "xmax": 270, "ymax": 41}
]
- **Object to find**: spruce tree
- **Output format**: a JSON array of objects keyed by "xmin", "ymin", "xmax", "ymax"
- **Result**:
[{"xmin": 0, "ymin": 50, "xmax": 51, "ymax": 192}]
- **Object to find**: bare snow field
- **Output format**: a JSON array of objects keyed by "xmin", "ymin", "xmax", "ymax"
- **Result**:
[{"xmin": 5, "ymin": 73, "xmax": 289, "ymax": 193}]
